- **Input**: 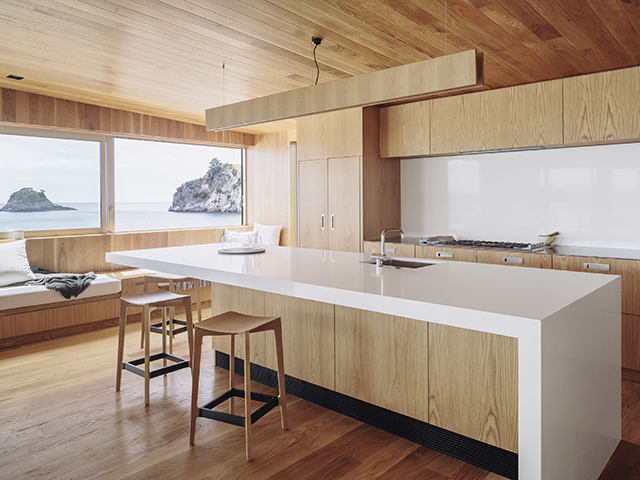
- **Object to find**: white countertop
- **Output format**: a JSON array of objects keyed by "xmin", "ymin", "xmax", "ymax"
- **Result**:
[{"xmin": 106, "ymin": 244, "xmax": 619, "ymax": 337}]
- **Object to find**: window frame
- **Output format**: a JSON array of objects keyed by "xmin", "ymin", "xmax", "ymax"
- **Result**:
[{"xmin": 0, "ymin": 125, "xmax": 246, "ymax": 238}]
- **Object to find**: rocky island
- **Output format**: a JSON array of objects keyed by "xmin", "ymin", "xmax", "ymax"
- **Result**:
[
  {"xmin": 169, "ymin": 158, "xmax": 241, "ymax": 213},
  {"xmin": 0, "ymin": 187, "xmax": 76, "ymax": 212}
]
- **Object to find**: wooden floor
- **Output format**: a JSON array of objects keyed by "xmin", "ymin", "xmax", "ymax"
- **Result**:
[{"xmin": 0, "ymin": 319, "xmax": 639, "ymax": 480}]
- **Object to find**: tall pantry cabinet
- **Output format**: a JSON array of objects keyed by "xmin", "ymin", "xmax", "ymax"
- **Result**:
[{"xmin": 296, "ymin": 107, "xmax": 401, "ymax": 253}]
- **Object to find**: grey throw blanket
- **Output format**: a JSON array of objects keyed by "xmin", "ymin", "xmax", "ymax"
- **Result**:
[{"xmin": 25, "ymin": 272, "xmax": 97, "ymax": 299}]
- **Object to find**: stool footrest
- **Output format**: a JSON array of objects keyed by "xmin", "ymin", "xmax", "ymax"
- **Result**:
[
  {"xmin": 150, "ymin": 319, "xmax": 188, "ymax": 336},
  {"xmin": 123, "ymin": 352, "xmax": 189, "ymax": 379},
  {"xmin": 198, "ymin": 388, "xmax": 279, "ymax": 427}
]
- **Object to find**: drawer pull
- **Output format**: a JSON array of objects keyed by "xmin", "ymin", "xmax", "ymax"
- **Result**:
[
  {"xmin": 383, "ymin": 247, "xmax": 396, "ymax": 254},
  {"xmin": 584, "ymin": 263, "xmax": 610, "ymax": 272},
  {"xmin": 503, "ymin": 257, "xmax": 523, "ymax": 265},
  {"xmin": 437, "ymin": 251, "xmax": 454, "ymax": 259}
]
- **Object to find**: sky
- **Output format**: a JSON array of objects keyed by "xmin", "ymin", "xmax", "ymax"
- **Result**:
[
  {"xmin": 114, "ymin": 138, "xmax": 241, "ymax": 203},
  {"xmin": 0, "ymin": 134, "xmax": 101, "ymax": 204},
  {"xmin": 0, "ymin": 133, "xmax": 242, "ymax": 204}
]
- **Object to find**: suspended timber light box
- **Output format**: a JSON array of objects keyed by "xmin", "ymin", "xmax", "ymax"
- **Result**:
[{"xmin": 206, "ymin": 49, "xmax": 483, "ymax": 132}]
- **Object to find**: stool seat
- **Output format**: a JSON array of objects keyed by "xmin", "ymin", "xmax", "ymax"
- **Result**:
[
  {"xmin": 190, "ymin": 311, "xmax": 287, "ymax": 461},
  {"xmin": 122, "ymin": 290, "xmax": 189, "ymax": 307},
  {"xmin": 196, "ymin": 311, "xmax": 280, "ymax": 335},
  {"xmin": 116, "ymin": 290, "xmax": 194, "ymax": 405}
]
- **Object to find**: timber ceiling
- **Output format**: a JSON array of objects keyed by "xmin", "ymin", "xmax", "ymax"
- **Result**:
[{"xmin": 1, "ymin": 0, "xmax": 639, "ymax": 132}]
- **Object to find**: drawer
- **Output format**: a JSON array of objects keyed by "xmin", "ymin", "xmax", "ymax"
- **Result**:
[
  {"xmin": 476, "ymin": 250, "xmax": 552, "ymax": 269},
  {"xmin": 416, "ymin": 245, "xmax": 476, "ymax": 263},
  {"xmin": 553, "ymin": 255, "xmax": 639, "ymax": 315}
]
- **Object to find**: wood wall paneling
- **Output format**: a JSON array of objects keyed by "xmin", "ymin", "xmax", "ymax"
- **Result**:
[
  {"xmin": 564, "ymin": 66, "xmax": 640, "ymax": 144},
  {"xmin": 476, "ymin": 250, "xmax": 553, "ymax": 269},
  {"xmin": 0, "ymin": 87, "xmax": 255, "ymax": 147},
  {"xmin": 429, "ymin": 323, "xmax": 518, "ymax": 453},
  {"xmin": 296, "ymin": 108, "xmax": 363, "ymax": 161},
  {"xmin": 335, "ymin": 306, "xmax": 429, "ymax": 422},
  {"xmin": 416, "ymin": 245, "xmax": 477, "ymax": 263},
  {"xmin": 246, "ymin": 130, "xmax": 292, "ymax": 245},
  {"xmin": 379, "ymin": 101, "xmax": 430, "ymax": 158},
  {"xmin": 431, "ymin": 80, "xmax": 563, "ymax": 154}
]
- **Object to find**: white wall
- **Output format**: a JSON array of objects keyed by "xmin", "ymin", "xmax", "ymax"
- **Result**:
[{"xmin": 401, "ymin": 142, "xmax": 640, "ymax": 248}]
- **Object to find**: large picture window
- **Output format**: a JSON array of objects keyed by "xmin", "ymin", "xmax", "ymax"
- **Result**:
[
  {"xmin": 0, "ymin": 130, "xmax": 103, "ymax": 235},
  {"xmin": 113, "ymin": 138, "xmax": 243, "ymax": 231},
  {"xmin": 0, "ymin": 126, "xmax": 245, "ymax": 237}
]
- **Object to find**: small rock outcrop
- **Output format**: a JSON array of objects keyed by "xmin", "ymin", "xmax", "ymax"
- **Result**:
[
  {"xmin": 0, "ymin": 187, "xmax": 76, "ymax": 212},
  {"xmin": 169, "ymin": 158, "xmax": 241, "ymax": 213}
]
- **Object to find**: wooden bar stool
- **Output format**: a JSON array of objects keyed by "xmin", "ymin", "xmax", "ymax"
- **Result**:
[
  {"xmin": 116, "ymin": 290, "xmax": 194, "ymax": 405},
  {"xmin": 140, "ymin": 273, "xmax": 202, "ymax": 354},
  {"xmin": 189, "ymin": 311, "xmax": 287, "ymax": 460}
]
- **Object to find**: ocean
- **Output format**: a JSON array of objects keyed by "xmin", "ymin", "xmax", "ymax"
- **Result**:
[{"xmin": 0, "ymin": 202, "xmax": 242, "ymax": 233}]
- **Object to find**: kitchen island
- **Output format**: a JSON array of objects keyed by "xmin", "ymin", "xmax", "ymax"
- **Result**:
[{"xmin": 106, "ymin": 244, "xmax": 621, "ymax": 480}]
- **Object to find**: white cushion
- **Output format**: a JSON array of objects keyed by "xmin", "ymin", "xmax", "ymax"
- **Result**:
[
  {"xmin": 253, "ymin": 223, "xmax": 281, "ymax": 246},
  {"xmin": 223, "ymin": 228, "xmax": 257, "ymax": 244},
  {"xmin": 0, "ymin": 240, "xmax": 36, "ymax": 287},
  {"xmin": 0, "ymin": 274, "xmax": 121, "ymax": 311}
]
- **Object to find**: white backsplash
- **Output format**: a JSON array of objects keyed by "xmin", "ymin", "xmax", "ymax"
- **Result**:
[{"xmin": 401, "ymin": 142, "xmax": 640, "ymax": 248}]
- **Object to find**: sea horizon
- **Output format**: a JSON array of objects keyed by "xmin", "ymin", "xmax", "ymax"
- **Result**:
[{"xmin": 0, "ymin": 201, "xmax": 242, "ymax": 232}]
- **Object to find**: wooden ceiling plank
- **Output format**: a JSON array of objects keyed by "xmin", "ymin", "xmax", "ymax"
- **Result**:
[
  {"xmin": 187, "ymin": 0, "xmax": 377, "ymax": 77},
  {"xmin": 450, "ymin": 0, "xmax": 564, "ymax": 80},
  {"xmin": 585, "ymin": 0, "xmax": 640, "ymax": 64},
  {"xmin": 264, "ymin": 0, "xmax": 427, "ymax": 64},
  {"xmin": 555, "ymin": 0, "xmax": 634, "ymax": 68},
  {"xmin": 493, "ymin": 0, "xmax": 596, "ymax": 74},
  {"xmin": 468, "ymin": 0, "xmax": 583, "ymax": 78},
  {"xmin": 317, "ymin": 0, "xmax": 444, "ymax": 59},
  {"xmin": 524, "ymin": 0, "xmax": 622, "ymax": 71}
]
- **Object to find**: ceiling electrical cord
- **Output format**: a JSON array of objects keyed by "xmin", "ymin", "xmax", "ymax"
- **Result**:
[{"xmin": 313, "ymin": 42, "xmax": 320, "ymax": 85}]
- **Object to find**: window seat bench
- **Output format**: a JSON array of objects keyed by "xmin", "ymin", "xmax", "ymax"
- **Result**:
[{"xmin": 0, "ymin": 274, "xmax": 122, "ymax": 349}]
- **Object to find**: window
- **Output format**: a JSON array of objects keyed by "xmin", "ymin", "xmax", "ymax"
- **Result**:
[
  {"xmin": 113, "ymin": 138, "xmax": 243, "ymax": 231},
  {"xmin": 0, "ymin": 126, "xmax": 244, "ymax": 237},
  {"xmin": 0, "ymin": 128, "xmax": 104, "ymax": 235}
]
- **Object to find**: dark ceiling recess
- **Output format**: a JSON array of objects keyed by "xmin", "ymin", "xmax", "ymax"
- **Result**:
[{"xmin": 7, "ymin": 74, "xmax": 24, "ymax": 80}]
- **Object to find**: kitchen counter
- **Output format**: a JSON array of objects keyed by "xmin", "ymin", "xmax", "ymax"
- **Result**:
[
  {"xmin": 107, "ymin": 244, "xmax": 621, "ymax": 480},
  {"xmin": 387, "ymin": 236, "xmax": 640, "ymax": 261}
]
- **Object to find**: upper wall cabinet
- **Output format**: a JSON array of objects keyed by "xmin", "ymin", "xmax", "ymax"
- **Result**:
[
  {"xmin": 431, "ymin": 80, "xmax": 563, "ymax": 155},
  {"xmin": 564, "ymin": 66, "xmax": 640, "ymax": 145},
  {"xmin": 297, "ymin": 107, "xmax": 363, "ymax": 161},
  {"xmin": 379, "ymin": 101, "xmax": 430, "ymax": 158}
]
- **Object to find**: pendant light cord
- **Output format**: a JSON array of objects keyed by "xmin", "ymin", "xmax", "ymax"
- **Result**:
[{"xmin": 313, "ymin": 43, "xmax": 320, "ymax": 85}]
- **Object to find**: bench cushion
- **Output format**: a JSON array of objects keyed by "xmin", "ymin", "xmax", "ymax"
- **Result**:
[{"xmin": 0, "ymin": 274, "xmax": 121, "ymax": 311}]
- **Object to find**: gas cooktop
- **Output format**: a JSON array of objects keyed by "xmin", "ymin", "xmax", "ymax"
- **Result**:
[{"xmin": 441, "ymin": 239, "xmax": 545, "ymax": 251}]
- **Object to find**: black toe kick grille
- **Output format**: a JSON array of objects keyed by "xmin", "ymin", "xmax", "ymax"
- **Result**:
[{"xmin": 215, "ymin": 351, "xmax": 518, "ymax": 480}]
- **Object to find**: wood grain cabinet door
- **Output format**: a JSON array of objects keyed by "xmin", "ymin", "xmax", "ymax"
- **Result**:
[
  {"xmin": 429, "ymin": 323, "xmax": 518, "ymax": 453},
  {"xmin": 416, "ymin": 245, "xmax": 476, "ymax": 263},
  {"xmin": 476, "ymin": 250, "xmax": 552, "ymax": 269},
  {"xmin": 298, "ymin": 159, "xmax": 328, "ymax": 250},
  {"xmin": 328, "ymin": 156, "xmax": 361, "ymax": 253},
  {"xmin": 552, "ymin": 255, "xmax": 640, "ymax": 316}
]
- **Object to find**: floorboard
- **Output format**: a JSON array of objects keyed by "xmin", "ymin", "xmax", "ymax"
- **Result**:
[{"xmin": 0, "ymin": 316, "xmax": 639, "ymax": 480}]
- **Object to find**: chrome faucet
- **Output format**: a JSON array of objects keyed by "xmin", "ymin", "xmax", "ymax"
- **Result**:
[{"xmin": 372, "ymin": 228, "xmax": 405, "ymax": 266}]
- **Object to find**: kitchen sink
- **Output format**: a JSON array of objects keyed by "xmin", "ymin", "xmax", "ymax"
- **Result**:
[{"xmin": 361, "ymin": 259, "xmax": 435, "ymax": 269}]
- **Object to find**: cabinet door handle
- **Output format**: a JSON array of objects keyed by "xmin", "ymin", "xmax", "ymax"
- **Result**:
[
  {"xmin": 584, "ymin": 263, "xmax": 610, "ymax": 272},
  {"xmin": 503, "ymin": 257, "xmax": 524, "ymax": 265},
  {"xmin": 321, "ymin": 214, "xmax": 325, "ymax": 230},
  {"xmin": 331, "ymin": 214, "xmax": 335, "ymax": 230},
  {"xmin": 437, "ymin": 251, "xmax": 453, "ymax": 259}
]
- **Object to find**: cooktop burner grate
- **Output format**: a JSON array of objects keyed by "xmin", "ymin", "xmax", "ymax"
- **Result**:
[{"xmin": 442, "ymin": 239, "xmax": 545, "ymax": 250}]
